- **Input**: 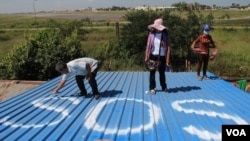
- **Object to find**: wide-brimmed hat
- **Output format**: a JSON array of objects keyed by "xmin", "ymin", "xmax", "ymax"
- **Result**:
[{"xmin": 148, "ymin": 18, "xmax": 167, "ymax": 31}]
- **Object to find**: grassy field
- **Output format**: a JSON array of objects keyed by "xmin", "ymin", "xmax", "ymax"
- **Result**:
[
  {"xmin": 0, "ymin": 30, "xmax": 28, "ymax": 57},
  {"xmin": 195, "ymin": 10, "xmax": 250, "ymax": 19},
  {"xmin": 0, "ymin": 11, "xmax": 126, "ymax": 29},
  {"xmin": 207, "ymin": 28, "xmax": 250, "ymax": 77},
  {"xmin": 0, "ymin": 10, "xmax": 250, "ymax": 77}
]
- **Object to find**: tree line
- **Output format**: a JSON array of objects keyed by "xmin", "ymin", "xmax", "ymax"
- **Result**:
[{"xmin": 0, "ymin": 9, "xmax": 214, "ymax": 81}]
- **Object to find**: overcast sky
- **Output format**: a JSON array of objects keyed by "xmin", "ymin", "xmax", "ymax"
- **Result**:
[{"xmin": 0, "ymin": 0, "xmax": 249, "ymax": 14}]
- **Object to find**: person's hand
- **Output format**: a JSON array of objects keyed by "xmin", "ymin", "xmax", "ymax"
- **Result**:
[
  {"xmin": 166, "ymin": 63, "xmax": 170, "ymax": 66},
  {"xmin": 209, "ymin": 55, "xmax": 216, "ymax": 60},
  {"xmin": 52, "ymin": 89, "xmax": 58, "ymax": 94},
  {"xmin": 160, "ymin": 41, "xmax": 164, "ymax": 47},
  {"xmin": 212, "ymin": 48, "xmax": 218, "ymax": 56},
  {"xmin": 166, "ymin": 60, "xmax": 170, "ymax": 66},
  {"xmin": 86, "ymin": 73, "xmax": 92, "ymax": 80}
]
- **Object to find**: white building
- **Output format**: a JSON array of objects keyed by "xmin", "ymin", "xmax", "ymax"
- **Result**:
[{"xmin": 135, "ymin": 5, "xmax": 176, "ymax": 11}]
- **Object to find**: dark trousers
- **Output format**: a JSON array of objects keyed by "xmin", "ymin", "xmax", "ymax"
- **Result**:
[
  {"xmin": 149, "ymin": 54, "xmax": 167, "ymax": 90},
  {"xmin": 75, "ymin": 68, "xmax": 99, "ymax": 95},
  {"xmin": 197, "ymin": 54, "xmax": 209, "ymax": 76}
]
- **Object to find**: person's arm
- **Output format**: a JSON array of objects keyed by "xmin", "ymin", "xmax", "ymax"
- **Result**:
[
  {"xmin": 209, "ymin": 35, "xmax": 216, "ymax": 48},
  {"xmin": 145, "ymin": 33, "xmax": 151, "ymax": 62},
  {"xmin": 191, "ymin": 36, "xmax": 202, "ymax": 53},
  {"xmin": 86, "ymin": 63, "xmax": 92, "ymax": 80},
  {"xmin": 165, "ymin": 32, "xmax": 171, "ymax": 66},
  {"xmin": 166, "ymin": 45, "xmax": 171, "ymax": 66},
  {"xmin": 209, "ymin": 36, "xmax": 218, "ymax": 60},
  {"xmin": 52, "ymin": 80, "xmax": 66, "ymax": 93},
  {"xmin": 191, "ymin": 36, "xmax": 200, "ymax": 49}
]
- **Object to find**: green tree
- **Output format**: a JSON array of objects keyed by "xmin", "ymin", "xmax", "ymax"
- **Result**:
[
  {"xmin": 119, "ymin": 10, "xmax": 202, "ymax": 71},
  {"xmin": 50, "ymin": 19, "xmax": 89, "ymax": 40},
  {"xmin": 120, "ymin": 10, "xmax": 159, "ymax": 66},
  {"xmin": 2, "ymin": 29, "xmax": 84, "ymax": 80}
]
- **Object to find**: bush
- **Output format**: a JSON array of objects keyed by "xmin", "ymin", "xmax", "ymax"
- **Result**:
[{"xmin": 1, "ymin": 29, "xmax": 84, "ymax": 80}]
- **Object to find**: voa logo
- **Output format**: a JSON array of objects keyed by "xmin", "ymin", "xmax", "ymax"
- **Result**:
[{"xmin": 226, "ymin": 128, "xmax": 246, "ymax": 136}]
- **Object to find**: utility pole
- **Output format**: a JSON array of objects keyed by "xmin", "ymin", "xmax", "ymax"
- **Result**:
[{"xmin": 33, "ymin": 0, "xmax": 38, "ymax": 29}]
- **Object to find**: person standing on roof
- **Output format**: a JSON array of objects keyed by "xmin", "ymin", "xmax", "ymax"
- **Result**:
[
  {"xmin": 52, "ymin": 57, "xmax": 100, "ymax": 100},
  {"xmin": 191, "ymin": 24, "xmax": 218, "ymax": 80},
  {"xmin": 145, "ymin": 18, "xmax": 171, "ymax": 95}
]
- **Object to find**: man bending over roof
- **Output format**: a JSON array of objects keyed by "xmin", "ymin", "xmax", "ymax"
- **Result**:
[{"xmin": 52, "ymin": 57, "xmax": 100, "ymax": 100}]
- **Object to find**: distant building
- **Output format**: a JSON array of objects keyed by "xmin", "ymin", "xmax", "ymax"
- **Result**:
[
  {"xmin": 135, "ymin": 5, "xmax": 176, "ymax": 11},
  {"xmin": 247, "ymin": 5, "xmax": 250, "ymax": 10},
  {"xmin": 188, "ymin": 3, "xmax": 212, "ymax": 10},
  {"xmin": 80, "ymin": 7, "xmax": 97, "ymax": 12}
]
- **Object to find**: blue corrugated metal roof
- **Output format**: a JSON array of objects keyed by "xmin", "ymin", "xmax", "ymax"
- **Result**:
[{"xmin": 1, "ymin": 71, "xmax": 250, "ymax": 141}]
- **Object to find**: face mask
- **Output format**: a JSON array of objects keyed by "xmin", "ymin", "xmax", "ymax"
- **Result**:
[{"xmin": 203, "ymin": 30, "xmax": 209, "ymax": 35}]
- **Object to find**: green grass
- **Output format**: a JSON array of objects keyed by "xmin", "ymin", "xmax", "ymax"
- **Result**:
[
  {"xmin": 209, "ymin": 28, "xmax": 250, "ymax": 77},
  {"xmin": 198, "ymin": 10, "xmax": 250, "ymax": 19},
  {"xmin": 0, "ymin": 14, "xmax": 36, "ymax": 28},
  {"xmin": 81, "ymin": 27, "xmax": 117, "ymax": 55},
  {"xmin": 0, "ymin": 30, "xmax": 31, "ymax": 57}
]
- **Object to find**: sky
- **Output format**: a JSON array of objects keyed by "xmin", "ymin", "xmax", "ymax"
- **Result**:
[{"xmin": 0, "ymin": 0, "xmax": 249, "ymax": 14}]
